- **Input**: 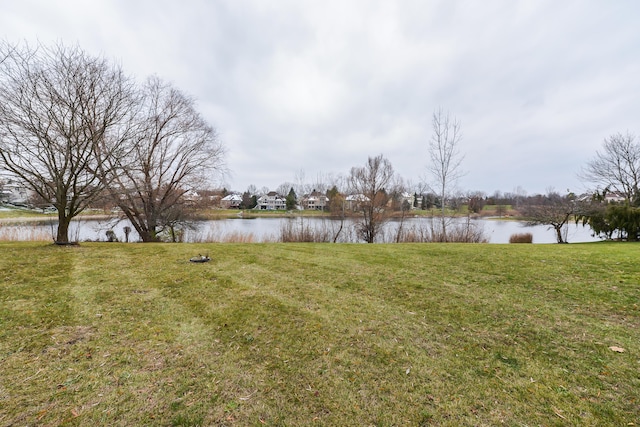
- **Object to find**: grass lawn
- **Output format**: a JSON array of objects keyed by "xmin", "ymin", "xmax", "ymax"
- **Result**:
[
  {"xmin": 0, "ymin": 208, "xmax": 51, "ymax": 220},
  {"xmin": 1, "ymin": 242, "xmax": 638, "ymax": 426}
]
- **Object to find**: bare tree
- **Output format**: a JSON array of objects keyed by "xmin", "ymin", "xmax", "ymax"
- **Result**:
[
  {"xmin": 0, "ymin": 42, "xmax": 14, "ymax": 65},
  {"xmin": 102, "ymin": 76, "xmax": 225, "ymax": 242},
  {"xmin": 520, "ymin": 190, "xmax": 576, "ymax": 244},
  {"xmin": 467, "ymin": 191, "xmax": 486, "ymax": 214},
  {"xmin": 348, "ymin": 154, "xmax": 395, "ymax": 243},
  {"xmin": 276, "ymin": 182, "xmax": 295, "ymax": 198},
  {"xmin": 580, "ymin": 132, "xmax": 640, "ymax": 202},
  {"xmin": 391, "ymin": 181, "xmax": 412, "ymax": 243},
  {"xmin": 426, "ymin": 108, "xmax": 465, "ymax": 241},
  {"xmin": 0, "ymin": 42, "xmax": 134, "ymax": 243}
]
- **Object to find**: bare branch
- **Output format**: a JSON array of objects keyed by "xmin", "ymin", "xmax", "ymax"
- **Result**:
[
  {"xmin": 348, "ymin": 154, "xmax": 396, "ymax": 243},
  {"xmin": 103, "ymin": 76, "xmax": 226, "ymax": 242},
  {"xmin": 0, "ymin": 42, "xmax": 135, "ymax": 243},
  {"xmin": 580, "ymin": 131, "xmax": 640, "ymax": 201},
  {"xmin": 519, "ymin": 191, "xmax": 576, "ymax": 243},
  {"xmin": 426, "ymin": 108, "xmax": 465, "ymax": 240}
]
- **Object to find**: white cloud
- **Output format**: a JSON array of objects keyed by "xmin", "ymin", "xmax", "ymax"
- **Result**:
[{"xmin": 2, "ymin": 0, "xmax": 640, "ymax": 195}]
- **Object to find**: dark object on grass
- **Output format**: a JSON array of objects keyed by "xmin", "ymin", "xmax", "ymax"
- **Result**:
[{"xmin": 190, "ymin": 254, "xmax": 210, "ymax": 263}]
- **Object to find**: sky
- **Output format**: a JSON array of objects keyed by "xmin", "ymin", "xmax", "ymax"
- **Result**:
[{"xmin": 2, "ymin": 0, "xmax": 639, "ymax": 196}]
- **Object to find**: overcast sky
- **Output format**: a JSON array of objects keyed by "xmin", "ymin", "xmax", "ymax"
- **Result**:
[{"xmin": 2, "ymin": 0, "xmax": 639, "ymax": 195}]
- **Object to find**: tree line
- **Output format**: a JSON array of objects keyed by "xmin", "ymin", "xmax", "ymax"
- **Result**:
[
  {"xmin": 517, "ymin": 132, "xmax": 640, "ymax": 243},
  {"xmin": 235, "ymin": 128, "xmax": 640, "ymax": 244},
  {"xmin": 2, "ymin": 41, "xmax": 637, "ymax": 244}
]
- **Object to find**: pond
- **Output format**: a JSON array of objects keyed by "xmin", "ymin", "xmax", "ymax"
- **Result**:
[{"xmin": 0, "ymin": 215, "xmax": 601, "ymax": 244}]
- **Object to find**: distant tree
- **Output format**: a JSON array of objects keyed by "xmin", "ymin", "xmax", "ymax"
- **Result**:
[
  {"xmin": 467, "ymin": 191, "xmax": 486, "ymax": 214},
  {"xmin": 426, "ymin": 108, "xmax": 465, "ymax": 241},
  {"xmin": 348, "ymin": 154, "xmax": 395, "ymax": 243},
  {"xmin": 577, "ymin": 189, "xmax": 640, "ymax": 241},
  {"xmin": 192, "ymin": 188, "xmax": 221, "ymax": 209},
  {"xmin": 0, "ymin": 42, "xmax": 135, "ymax": 243},
  {"xmin": 577, "ymin": 132, "xmax": 640, "ymax": 240},
  {"xmin": 580, "ymin": 132, "xmax": 640, "ymax": 202},
  {"xmin": 286, "ymin": 187, "xmax": 297, "ymax": 210},
  {"xmin": 600, "ymin": 204, "xmax": 640, "ymax": 241},
  {"xmin": 240, "ymin": 192, "xmax": 257, "ymax": 209},
  {"xmin": 449, "ymin": 193, "xmax": 462, "ymax": 212},
  {"xmin": 421, "ymin": 193, "xmax": 437, "ymax": 210},
  {"xmin": 27, "ymin": 191, "xmax": 52, "ymax": 213},
  {"xmin": 101, "ymin": 76, "xmax": 225, "ymax": 242},
  {"xmin": 309, "ymin": 171, "xmax": 333, "ymax": 195},
  {"xmin": 86, "ymin": 188, "xmax": 117, "ymax": 214},
  {"xmin": 511, "ymin": 186, "xmax": 528, "ymax": 210},
  {"xmin": 277, "ymin": 182, "xmax": 295, "ymax": 198},
  {"xmin": 326, "ymin": 185, "xmax": 344, "ymax": 215},
  {"xmin": 393, "ymin": 187, "xmax": 412, "ymax": 243},
  {"xmin": 324, "ymin": 185, "xmax": 347, "ymax": 242},
  {"xmin": 520, "ymin": 191, "xmax": 576, "ymax": 243}
]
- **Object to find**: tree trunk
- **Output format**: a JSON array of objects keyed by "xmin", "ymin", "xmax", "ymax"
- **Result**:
[
  {"xmin": 441, "ymin": 183, "xmax": 447, "ymax": 242},
  {"xmin": 137, "ymin": 228, "xmax": 160, "ymax": 242},
  {"xmin": 554, "ymin": 225, "xmax": 566, "ymax": 244},
  {"xmin": 56, "ymin": 212, "xmax": 71, "ymax": 243},
  {"xmin": 120, "ymin": 208, "xmax": 160, "ymax": 242}
]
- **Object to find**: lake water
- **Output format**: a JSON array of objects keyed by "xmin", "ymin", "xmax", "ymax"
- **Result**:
[{"xmin": 0, "ymin": 216, "xmax": 601, "ymax": 244}]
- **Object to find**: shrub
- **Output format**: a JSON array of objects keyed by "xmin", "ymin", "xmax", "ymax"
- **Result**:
[
  {"xmin": 280, "ymin": 218, "xmax": 332, "ymax": 242},
  {"xmin": 394, "ymin": 217, "xmax": 488, "ymax": 243},
  {"xmin": 509, "ymin": 233, "xmax": 533, "ymax": 243},
  {"xmin": 105, "ymin": 230, "xmax": 118, "ymax": 242}
]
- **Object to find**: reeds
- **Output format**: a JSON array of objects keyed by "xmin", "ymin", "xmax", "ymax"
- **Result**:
[
  {"xmin": 393, "ymin": 217, "xmax": 488, "ymax": 243},
  {"xmin": 190, "ymin": 230, "xmax": 264, "ymax": 243},
  {"xmin": 509, "ymin": 233, "xmax": 533, "ymax": 243},
  {"xmin": 279, "ymin": 218, "xmax": 332, "ymax": 242},
  {"xmin": 0, "ymin": 225, "xmax": 52, "ymax": 241}
]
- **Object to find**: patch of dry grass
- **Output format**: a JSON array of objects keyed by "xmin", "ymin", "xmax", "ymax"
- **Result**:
[
  {"xmin": 509, "ymin": 232, "xmax": 534, "ymax": 243},
  {"xmin": 0, "ymin": 224, "xmax": 52, "ymax": 241}
]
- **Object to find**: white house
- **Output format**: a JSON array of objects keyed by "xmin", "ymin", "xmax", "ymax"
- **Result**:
[
  {"xmin": 221, "ymin": 193, "xmax": 243, "ymax": 209},
  {"xmin": 345, "ymin": 194, "xmax": 370, "ymax": 211},
  {"xmin": 0, "ymin": 176, "xmax": 31, "ymax": 205},
  {"xmin": 400, "ymin": 192, "xmax": 415, "ymax": 209},
  {"xmin": 256, "ymin": 191, "xmax": 286, "ymax": 210},
  {"xmin": 604, "ymin": 191, "xmax": 626, "ymax": 203},
  {"xmin": 301, "ymin": 190, "xmax": 329, "ymax": 210}
]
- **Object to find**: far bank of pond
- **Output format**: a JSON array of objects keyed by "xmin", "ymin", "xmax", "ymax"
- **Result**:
[{"xmin": 0, "ymin": 215, "xmax": 601, "ymax": 244}]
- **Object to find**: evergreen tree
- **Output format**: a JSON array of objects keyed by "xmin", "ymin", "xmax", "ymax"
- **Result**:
[{"xmin": 286, "ymin": 187, "xmax": 297, "ymax": 210}]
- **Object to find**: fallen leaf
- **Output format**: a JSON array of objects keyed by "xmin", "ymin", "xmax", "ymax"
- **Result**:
[{"xmin": 609, "ymin": 346, "xmax": 626, "ymax": 353}]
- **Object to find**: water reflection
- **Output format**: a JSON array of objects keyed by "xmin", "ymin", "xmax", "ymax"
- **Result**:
[{"xmin": 0, "ymin": 216, "xmax": 601, "ymax": 244}]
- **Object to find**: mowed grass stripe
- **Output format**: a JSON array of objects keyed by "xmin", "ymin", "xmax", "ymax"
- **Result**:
[{"xmin": 0, "ymin": 242, "xmax": 638, "ymax": 425}]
